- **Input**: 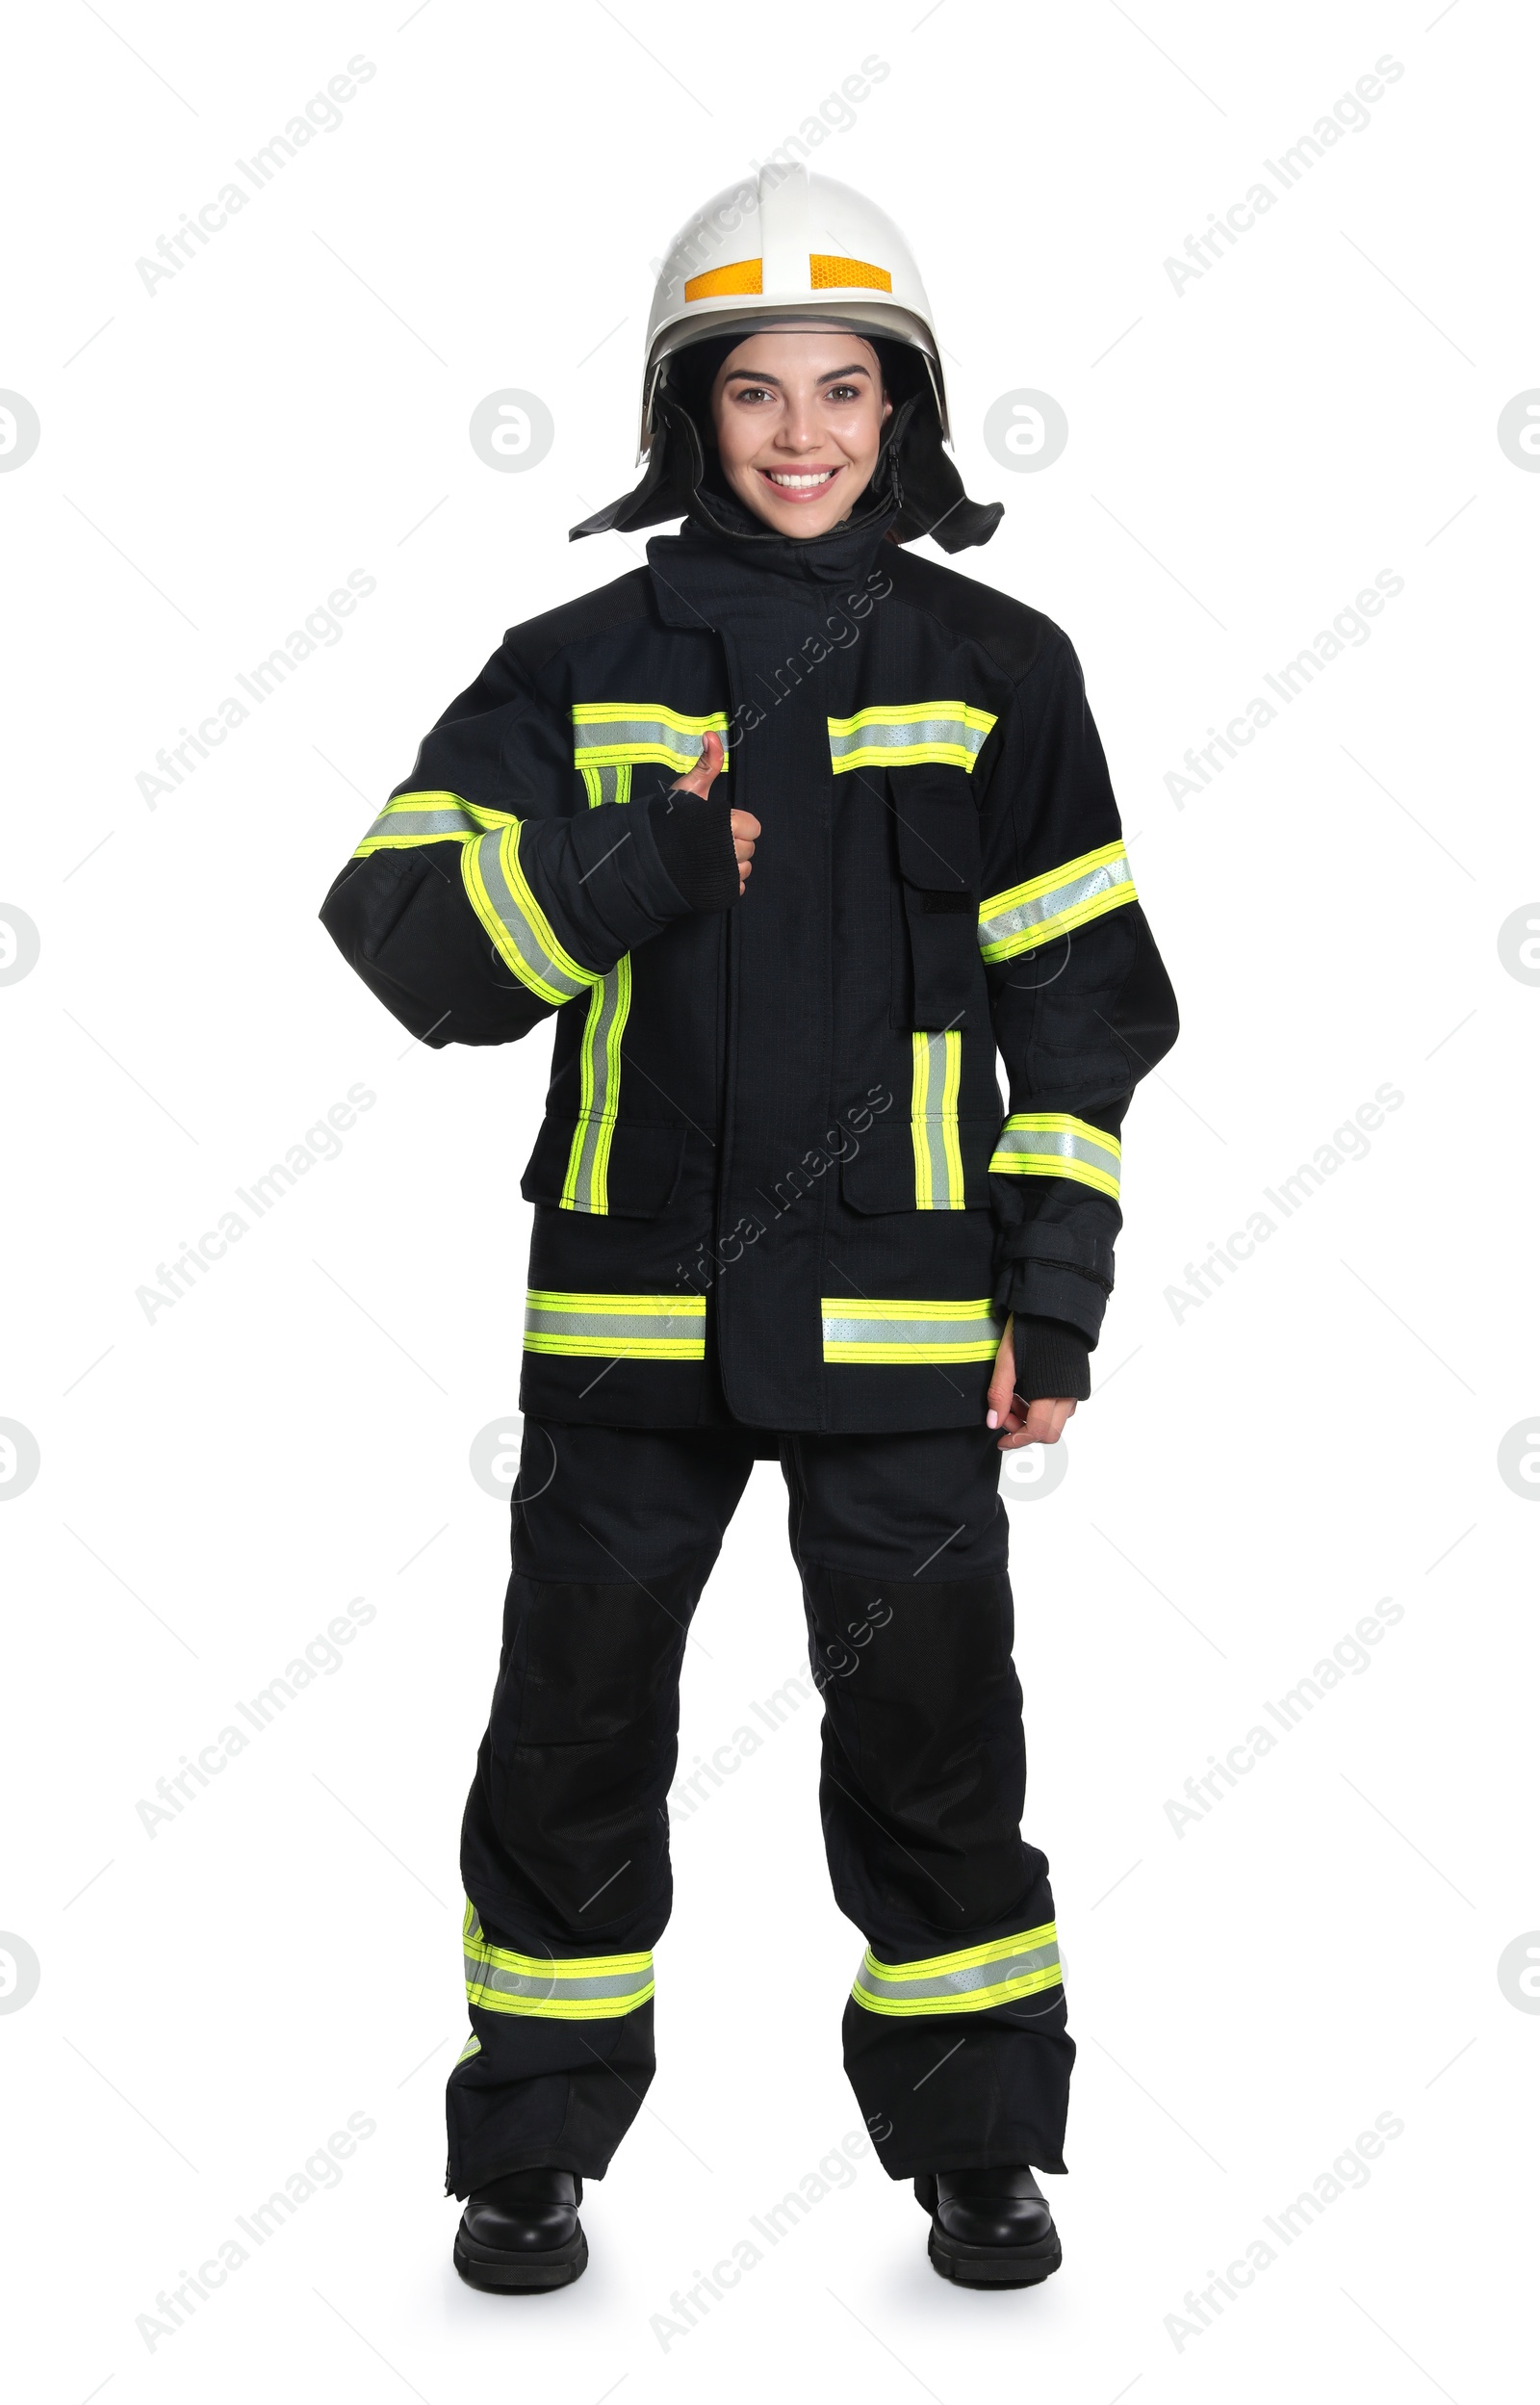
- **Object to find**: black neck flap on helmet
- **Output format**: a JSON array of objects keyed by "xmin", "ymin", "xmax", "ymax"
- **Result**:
[{"xmin": 568, "ymin": 337, "xmax": 1002, "ymax": 555}]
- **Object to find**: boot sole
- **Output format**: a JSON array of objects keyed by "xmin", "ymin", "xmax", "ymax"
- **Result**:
[
  {"xmin": 453, "ymin": 2224, "xmax": 588, "ymax": 2292},
  {"xmin": 928, "ymin": 2225, "xmax": 1062, "ymax": 2288}
]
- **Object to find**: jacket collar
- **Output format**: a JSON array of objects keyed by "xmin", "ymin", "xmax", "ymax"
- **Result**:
[{"xmin": 642, "ymin": 398, "xmax": 913, "ymax": 628}]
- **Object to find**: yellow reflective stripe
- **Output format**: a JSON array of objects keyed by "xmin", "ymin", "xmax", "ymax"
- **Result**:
[
  {"xmin": 351, "ymin": 790, "xmax": 516, "ymax": 855},
  {"xmin": 572, "ymin": 703, "xmax": 731, "ymax": 774},
  {"xmin": 562, "ymin": 766, "xmax": 634, "ymax": 1213},
  {"xmin": 911, "ymin": 1031, "xmax": 964, "ymax": 1209},
  {"xmin": 523, "ymin": 1289, "xmax": 706, "ymax": 1360},
  {"xmin": 852, "ymin": 1922, "xmax": 1062, "ymax": 2017},
  {"xmin": 978, "ymin": 840, "xmax": 1135, "ymax": 962},
  {"xmin": 578, "ymin": 761, "xmax": 633, "ymax": 811},
  {"xmin": 561, "ymin": 957, "xmax": 631, "ymax": 1213},
  {"xmin": 464, "ymin": 1902, "xmax": 654, "ymax": 2022},
  {"xmin": 461, "ymin": 821, "xmax": 599, "ymax": 1008},
  {"xmin": 989, "ymin": 1113, "xmax": 1121, "ymax": 1202},
  {"xmin": 828, "ymin": 702, "xmax": 997, "ymax": 774},
  {"xmin": 911, "ymin": 1033, "xmax": 931, "ymax": 1210},
  {"xmin": 821, "ymin": 1297, "xmax": 1001, "ymax": 1365},
  {"xmin": 455, "ymin": 2032, "xmax": 481, "ymax": 2064}
]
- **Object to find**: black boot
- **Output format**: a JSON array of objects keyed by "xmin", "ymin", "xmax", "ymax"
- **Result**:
[
  {"xmin": 453, "ymin": 2168, "xmax": 588, "ymax": 2291},
  {"xmin": 914, "ymin": 2167, "xmax": 1062, "ymax": 2288}
]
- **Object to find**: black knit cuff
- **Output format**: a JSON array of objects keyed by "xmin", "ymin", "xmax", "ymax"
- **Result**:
[
  {"xmin": 1012, "ymin": 1316, "xmax": 1091, "ymax": 1404},
  {"xmin": 646, "ymin": 791, "xmax": 739, "ymax": 912},
  {"xmin": 994, "ymin": 1258, "xmax": 1109, "ymax": 1348}
]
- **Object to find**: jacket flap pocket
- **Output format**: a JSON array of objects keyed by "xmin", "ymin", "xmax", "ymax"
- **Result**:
[
  {"xmin": 889, "ymin": 767, "xmax": 981, "ymax": 896},
  {"xmin": 839, "ymin": 1117, "xmax": 996, "ymax": 1213},
  {"xmin": 520, "ymin": 1117, "xmax": 685, "ymax": 1219}
]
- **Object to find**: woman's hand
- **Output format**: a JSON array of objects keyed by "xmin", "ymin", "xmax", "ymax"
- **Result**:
[
  {"xmin": 986, "ymin": 1317, "xmax": 1078, "ymax": 1453},
  {"xmin": 669, "ymin": 731, "xmax": 758, "ymax": 893}
]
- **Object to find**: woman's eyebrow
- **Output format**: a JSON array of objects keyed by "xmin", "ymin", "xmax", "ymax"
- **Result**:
[{"xmin": 723, "ymin": 362, "xmax": 873, "ymax": 385}]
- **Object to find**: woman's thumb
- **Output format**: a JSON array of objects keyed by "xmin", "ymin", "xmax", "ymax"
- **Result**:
[{"xmin": 671, "ymin": 729, "xmax": 724, "ymax": 799}]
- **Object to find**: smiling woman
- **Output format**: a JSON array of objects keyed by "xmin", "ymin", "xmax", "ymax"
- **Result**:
[
  {"xmin": 709, "ymin": 331, "xmax": 893, "ymax": 536},
  {"xmin": 319, "ymin": 156, "xmax": 1178, "ymax": 2302}
]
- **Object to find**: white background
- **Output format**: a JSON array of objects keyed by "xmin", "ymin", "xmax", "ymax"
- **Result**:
[{"xmin": 3, "ymin": 1, "xmax": 1536, "ymax": 2397}]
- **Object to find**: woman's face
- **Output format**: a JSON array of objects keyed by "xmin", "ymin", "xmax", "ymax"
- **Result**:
[{"xmin": 709, "ymin": 331, "xmax": 891, "ymax": 537}]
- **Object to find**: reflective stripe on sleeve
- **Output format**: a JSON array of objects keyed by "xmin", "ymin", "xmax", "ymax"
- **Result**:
[
  {"xmin": 852, "ymin": 1923, "xmax": 1062, "ymax": 2016},
  {"xmin": 821, "ymin": 1298, "xmax": 1001, "ymax": 1365},
  {"xmin": 455, "ymin": 2032, "xmax": 481, "ymax": 2064},
  {"xmin": 460, "ymin": 821, "xmax": 600, "ymax": 1008},
  {"xmin": 978, "ymin": 840, "xmax": 1136, "ymax": 962},
  {"xmin": 464, "ymin": 1902, "xmax": 654, "ymax": 2021},
  {"xmin": 827, "ymin": 703, "xmax": 997, "ymax": 774},
  {"xmin": 572, "ymin": 704, "xmax": 731, "ymax": 775},
  {"xmin": 989, "ymin": 1114, "xmax": 1120, "ymax": 1201},
  {"xmin": 351, "ymin": 790, "xmax": 516, "ymax": 855},
  {"xmin": 523, "ymin": 1289, "xmax": 706, "ymax": 1359},
  {"xmin": 911, "ymin": 1030, "xmax": 964, "ymax": 1209}
]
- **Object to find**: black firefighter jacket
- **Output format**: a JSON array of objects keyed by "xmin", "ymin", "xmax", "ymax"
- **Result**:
[{"xmin": 320, "ymin": 499, "xmax": 1178, "ymax": 1435}]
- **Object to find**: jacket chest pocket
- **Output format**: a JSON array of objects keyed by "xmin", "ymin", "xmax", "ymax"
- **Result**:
[{"xmin": 887, "ymin": 767, "xmax": 983, "ymax": 1031}]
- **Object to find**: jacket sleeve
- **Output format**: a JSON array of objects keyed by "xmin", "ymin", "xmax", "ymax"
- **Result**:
[
  {"xmin": 977, "ymin": 628, "xmax": 1179, "ymax": 1363},
  {"xmin": 319, "ymin": 640, "xmax": 735, "ymax": 1047}
]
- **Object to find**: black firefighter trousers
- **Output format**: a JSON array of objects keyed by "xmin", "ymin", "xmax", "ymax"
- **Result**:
[{"xmin": 446, "ymin": 1419, "xmax": 1073, "ymax": 2198}]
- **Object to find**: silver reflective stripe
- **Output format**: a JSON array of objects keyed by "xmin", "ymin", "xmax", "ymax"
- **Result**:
[
  {"xmin": 857, "ymin": 1935, "xmax": 1061, "ymax": 2006},
  {"xmin": 978, "ymin": 843, "xmax": 1135, "ymax": 960},
  {"xmin": 580, "ymin": 762, "xmax": 630, "ymax": 808},
  {"xmin": 524, "ymin": 1305, "xmax": 703, "ymax": 1344},
  {"xmin": 563, "ymin": 764, "xmax": 634, "ymax": 1211},
  {"xmin": 463, "ymin": 1952, "xmax": 652, "ymax": 2005},
  {"xmin": 821, "ymin": 1301, "xmax": 1001, "ymax": 1362},
  {"xmin": 823, "ymin": 1313, "xmax": 997, "ymax": 1350},
  {"xmin": 361, "ymin": 803, "xmax": 480, "ymax": 842},
  {"xmin": 354, "ymin": 792, "xmax": 514, "ymax": 853},
  {"xmin": 573, "ymin": 712, "xmax": 729, "ymax": 770},
  {"xmin": 911, "ymin": 1030, "xmax": 963, "ymax": 1210},
  {"xmin": 576, "ymin": 718, "xmax": 697, "ymax": 753},
  {"xmin": 829, "ymin": 715, "xmax": 990, "ymax": 763},
  {"xmin": 561, "ymin": 961, "xmax": 630, "ymax": 1213},
  {"xmin": 455, "ymin": 2033, "xmax": 481, "ymax": 2064},
  {"xmin": 523, "ymin": 1292, "xmax": 706, "ymax": 1358},
  {"xmin": 463, "ymin": 1901, "xmax": 654, "ymax": 2021},
  {"xmin": 467, "ymin": 827, "xmax": 592, "ymax": 1005},
  {"xmin": 991, "ymin": 1118, "xmax": 1120, "ymax": 1195}
]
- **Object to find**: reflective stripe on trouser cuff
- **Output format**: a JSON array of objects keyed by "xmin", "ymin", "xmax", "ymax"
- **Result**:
[
  {"xmin": 852, "ymin": 1924, "xmax": 1062, "ymax": 2016},
  {"xmin": 523, "ymin": 1289, "xmax": 707, "ymax": 1359},
  {"xmin": 989, "ymin": 1114, "xmax": 1121, "ymax": 1201},
  {"xmin": 911, "ymin": 1030, "xmax": 964, "ymax": 1208},
  {"xmin": 461, "ymin": 822, "xmax": 599, "ymax": 1007},
  {"xmin": 827, "ymin": 702, "xmax": 997, "ymax": 774},
  {"xmin": 351, "ymin": 789, "xmax": 515, "ymax": 854},
  {"xmin": 822, "ymin": 1298, "xmax": 1001, "ymax": 1364},
  {"xmin": 464, "ymin": 1903, "xmax": 654, "ymax": 2021},
  {"xmin": 978, "ymin": 840, "xmax": 1136, "ymax": 962},
  {"xmin": 572, "ymin": 704, "xmax": 731, "ymax": 774}
]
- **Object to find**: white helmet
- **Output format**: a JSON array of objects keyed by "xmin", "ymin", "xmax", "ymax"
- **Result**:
[{"xmin": 640, "ymin": 162, "xmax": 949, "ymax": 456}]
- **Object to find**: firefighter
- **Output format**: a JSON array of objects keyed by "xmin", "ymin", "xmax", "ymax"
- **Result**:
[{"xmin": 321, "ymin": 163, "xmax": 1178, "ymax": 2292}]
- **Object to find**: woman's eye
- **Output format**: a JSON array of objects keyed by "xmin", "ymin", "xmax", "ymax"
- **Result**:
[{"xmin": 826, "ymin": 384, "xmax": 860, "ymax": 402}]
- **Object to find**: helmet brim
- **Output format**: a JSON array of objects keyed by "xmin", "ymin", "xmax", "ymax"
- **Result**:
[{"xmin": 641, "ymin": 301, "xmax": 947, "ymax": 456}]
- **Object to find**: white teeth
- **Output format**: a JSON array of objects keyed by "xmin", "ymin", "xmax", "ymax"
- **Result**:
[{"xmin": 766, "ymin": 470, "xmax": 836, "ymax": 488}]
